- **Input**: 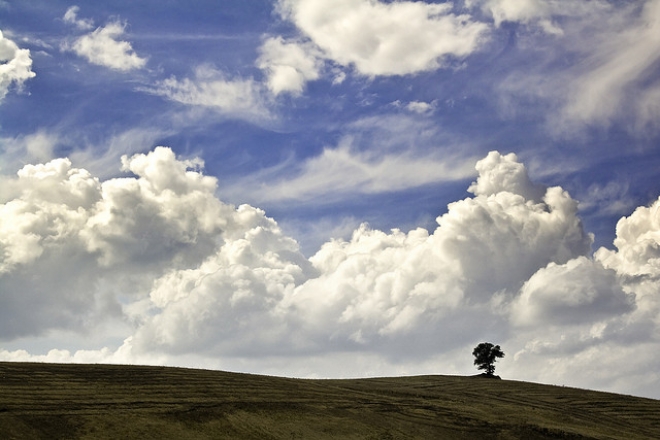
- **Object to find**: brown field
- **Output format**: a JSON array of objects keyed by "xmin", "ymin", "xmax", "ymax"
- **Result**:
[{"xmin": 1, "ymin": 361, "xmax": 659, "ymax": 439}]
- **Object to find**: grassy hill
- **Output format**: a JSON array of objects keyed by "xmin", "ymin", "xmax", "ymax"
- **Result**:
[{"xmin": 1, "ymin": 362, "xmax": 659, "ymax": 439}]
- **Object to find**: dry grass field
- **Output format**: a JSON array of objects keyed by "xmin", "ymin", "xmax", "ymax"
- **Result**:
[{"xmin": 1, "ymin": 362, "xmax": 659, "ymax": 439}]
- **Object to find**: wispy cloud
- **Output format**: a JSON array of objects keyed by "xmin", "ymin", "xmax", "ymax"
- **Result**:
[
  {"xmin": 0, "ymin": 130, "xmax": 59, "ymax": 173},
  {"xmin": 143, "ymin": 65, "xmax": 272, "ymax": 121},
  {"xmin": 221, "ymin": 115, "xmax": 478, "ymax": 204},
  {"xmin": 237, "ymin": 138, "xmax": 476, "ymax": 203},
  {"xmin": 560, "ymin": 0, "xmax": 660, "ymax": 131},
  {"xmin": 63, "ymin": 5, "xmax": 94, "ymax": 31},
  {"xmin": 492, "ymin": 0, "xmax": 660, "ymax": 136},
  {"xmin": 467, "ymin": 0, "xmax": 611, "ymax": 33}
]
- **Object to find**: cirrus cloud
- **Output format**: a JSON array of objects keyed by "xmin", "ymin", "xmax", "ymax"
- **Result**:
[
  {"xmin": 492, "ymin": 0, "xmax": 660, "ymax": 136},
  {"xmin": 144, "ymin": 65, "xmax": 271, "ymax": 121}
]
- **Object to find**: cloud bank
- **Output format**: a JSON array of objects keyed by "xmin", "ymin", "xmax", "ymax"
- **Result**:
[{"xmin": 2, "ymin": 148, "xmax": 660, "ymax": 397}]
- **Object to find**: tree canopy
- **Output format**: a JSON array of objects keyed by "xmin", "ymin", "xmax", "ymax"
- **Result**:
[{"xmin": 472, "ymin": 342, "xmax": 504, "ymax": 376}]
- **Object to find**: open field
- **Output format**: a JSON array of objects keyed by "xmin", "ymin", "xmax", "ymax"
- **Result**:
[{"xmin": 1, "ymin": 362, "xmax": 659, "ymax": 439}]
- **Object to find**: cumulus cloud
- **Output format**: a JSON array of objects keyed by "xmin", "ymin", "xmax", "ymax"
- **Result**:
[
  {"xmin": 257, "ymin": 36, "xmax": 323, "ymax": 96},
  {"xmin": 511, "ymin": 257, "xmax": 633, "ymax": 327},
  {"xmin": 62, "ymin": 7, "xmax": 146, "ymax": 71},
  {"xmin": 468, "ymin": 151, "xmax": 545, "ymax": 201},
  {"xmin": 145, "ymin": 65, "xmax": 270, "ymax": 121},
  {"xmin": 1, "ymin": 149, "xmax": 588, "ymax": 347},
  {"xmin": 0, "ymin": 158, "xmax": 107, "ymax": 337},
  {"xmin": 4, "ymin": 148, "xmax": 660, "ymax": 397},
  {"xmin": 81, "ymin": 148, "xmax": 229, "ymax": 268},
  {"xmin": 0, "ymin": 30, "xmax": 36, "ymax": 101},
  {"xmin": 276, "ymin": 0, "xmax": 489, "ymax": 76},
  {"xmin": 508, "ymin": 193, "xmax": 660, "ymax": 395},
  {"xmin": 90, "ymin": 150, "xmax": 593, "ymax": 360},
  {"xmin": 0, "ymin": 147, "xmax": 262, "ymax": 337},
  {"xmin": 596, "ymin": 198, "xmax": 660, "ymax": 280}
]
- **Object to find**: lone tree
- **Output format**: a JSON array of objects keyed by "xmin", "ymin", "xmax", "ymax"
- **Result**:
[{"xmin": 472, "ymin": 342, "xmax": 504, "ymax": 376}]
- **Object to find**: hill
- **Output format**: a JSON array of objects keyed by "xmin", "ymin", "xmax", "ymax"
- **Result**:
[{"xmin": 1, "ymin": 362, "xmax": 659, "ymax": 439}]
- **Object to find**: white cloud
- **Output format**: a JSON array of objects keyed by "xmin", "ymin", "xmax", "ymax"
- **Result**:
[
  {"xmin": 81, "ymin": 148, "xmax": 229, "ymax": 268},
  {"xmin": 595, "ymin": 197, "xmax": 660, "ymax": 280},
  {"xmin": 257, "ymin": 36, "xmax": 323, "ymax": 96},
  {"xmin": 0, "ymin": 159, "xmax": 109, "ymax": 337},
  {"xmin": 63, "ymin": 5, "xmax": 94, "ymax": 31},
  {"xmin": 405, "ymin": 100, "xmax": 435, "ymax": 114},
  {"xmin": 467, "ymin": 151, "xmax": 545, "ymax": 201},
  {"xmin": 277, "ymin": 0, "xmax": 489, "ymax": 76},
  {"xmin": 97, "ymin": 150, "xmax": 593, "ymax": 360},
  {"xmin": 145, "ymin": 65, "xmax": 270, "ymax": 121},
  {"xmin": 391, "ymin": 100, "xmax": 436, "ymax": 114},
  {"xmin": 511, "ymin": 257, "xmax": 633, "ymax": 327},
  {"xmin": 506, "ymin": 191, "xmax": 660, "ymax": 395},
  {"xmin": 0, "ymin": 147, "xmax": 252, "ymax": 337},
  {"xmin": 469, "ymin": 0, "xmax": 554, "ymax": 33},
  {"xmin": 438, "ymin": 153, "xmax": 592, "ymax": 297},
  {"xmin": 63, "ymin": 8, "xmax": 146, "ymax": 71},
  {"xmin": 0, "ymin": 29, "xmax": 36, "ymax": 101},
  {"xmin": 5, "ymin": 149, "xmax": 660, "ymax": 398},
  {"xmin": 478, "ymin": 0, "xmax": 550, "ymax": 26}
]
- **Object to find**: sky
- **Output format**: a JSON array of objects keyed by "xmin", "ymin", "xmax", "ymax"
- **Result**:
[{"xmin": 1, "ymin": 0, "xmax": 660, "ymax": 399}]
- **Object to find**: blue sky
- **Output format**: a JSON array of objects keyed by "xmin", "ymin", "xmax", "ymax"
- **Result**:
[{"xmin": 2, "ymin": 0, "xmax": 660, "ymax": 398}]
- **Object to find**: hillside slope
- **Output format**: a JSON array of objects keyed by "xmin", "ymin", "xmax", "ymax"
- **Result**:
[{"xmin": 1, "ymin": 362, "xmax": 659, "ymax": 439}]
